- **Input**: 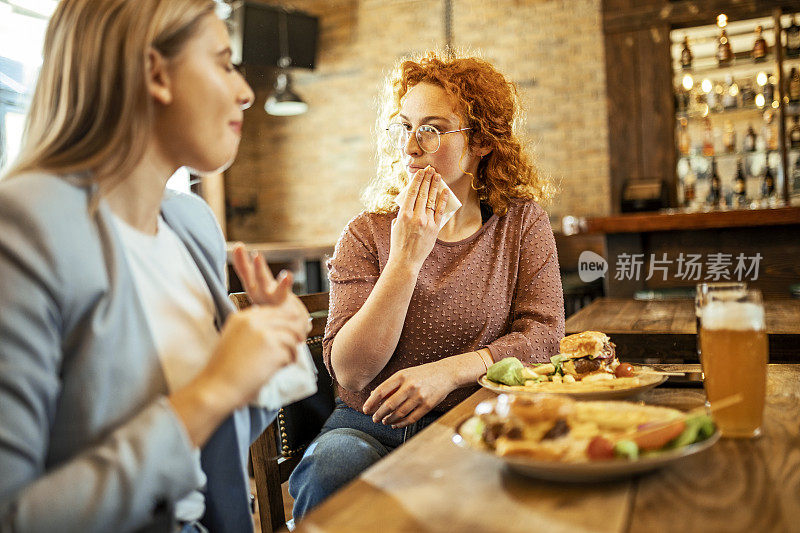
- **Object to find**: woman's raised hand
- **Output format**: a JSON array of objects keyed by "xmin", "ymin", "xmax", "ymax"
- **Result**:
[
  {"xmin": 388, "ymin": 166, "xmax": 450, "ymax": 272},
  {"xmin": 232, "ymin": 243, "xmax": 292, "ymax": 306},
  {"xmin": 198, "ymin": 243, "xmax": 312, "ymax": 409}
]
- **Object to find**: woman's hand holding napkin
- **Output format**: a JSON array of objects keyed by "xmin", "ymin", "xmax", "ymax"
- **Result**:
[
  {"xmin": 394, "ymin": 167, "xmax": 462, "ymax": 229},
  {"xmin": 388, "ymin": 166, "xmax": 460, "ymax": 272}
]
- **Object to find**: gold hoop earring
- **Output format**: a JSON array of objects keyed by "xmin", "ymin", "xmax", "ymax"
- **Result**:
[{"xmin": 471, "ymin": 174, "xmax": 484, "ymax": 191}]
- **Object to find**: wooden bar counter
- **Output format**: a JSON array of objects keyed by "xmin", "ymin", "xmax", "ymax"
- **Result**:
[{"xmin": 582, "ymin": 206, "xmax": 800, "ymax": 299}]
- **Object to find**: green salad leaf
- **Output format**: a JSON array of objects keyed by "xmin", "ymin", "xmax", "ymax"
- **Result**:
[{"xmin": 486, "ymin": 357, "xmax": 525, "ymax": 386}]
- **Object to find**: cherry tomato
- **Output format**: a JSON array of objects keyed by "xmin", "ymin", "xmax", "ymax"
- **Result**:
[
  {"xmin": 587, "ymin": 436, "xmax": 615, "ymax": 460},
  {"xmin": 615, "ymin": 362, "xmax": 635, "ymax": 378}
]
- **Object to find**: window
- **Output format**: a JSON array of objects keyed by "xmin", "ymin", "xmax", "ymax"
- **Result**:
[{"xmin": 0, "ymin": 0, "xmax": 56, "ymax": 173}]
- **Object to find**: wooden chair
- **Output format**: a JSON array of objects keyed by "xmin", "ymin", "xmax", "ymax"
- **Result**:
[{"xmin": 228, "ymin": 291, "xmax": 335, "ymax": 532}]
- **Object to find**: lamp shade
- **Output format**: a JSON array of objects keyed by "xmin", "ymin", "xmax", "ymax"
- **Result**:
[{"xmin": 265, "ymin": 72, "xmax": 307, "ymax": 116}]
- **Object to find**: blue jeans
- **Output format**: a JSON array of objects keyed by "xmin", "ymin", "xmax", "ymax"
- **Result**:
[{"xmin": 288, "ymin": 397, "xmax": 441, "ymax": 520}]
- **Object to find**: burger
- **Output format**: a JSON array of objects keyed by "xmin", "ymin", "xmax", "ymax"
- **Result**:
[{"xmin": 556, "ymin": 331, "xmax": 619, "ymax": 381}]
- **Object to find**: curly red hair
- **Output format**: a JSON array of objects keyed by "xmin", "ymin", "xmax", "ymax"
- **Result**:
[{"xmin": 363, "ymin": 50, "xmax": 555, "ymax": 215}]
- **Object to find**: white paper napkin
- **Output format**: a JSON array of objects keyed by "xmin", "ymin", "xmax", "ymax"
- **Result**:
[
  {"xmin": 394, "ymin": 174, "xmax": 462, "ymax": 229},
  {"xmin": 253, "ymin": 342, "xmax": 318, "ymax": 410}
]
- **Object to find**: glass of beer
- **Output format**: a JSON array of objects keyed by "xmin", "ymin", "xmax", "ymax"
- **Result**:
[
  {"xmin": 695, "ymin": 283, "xmax": 747, "ymax": 378},
  {"xmin": 699, "ymin": 289, "xmax": 768, "ymax": 438}
]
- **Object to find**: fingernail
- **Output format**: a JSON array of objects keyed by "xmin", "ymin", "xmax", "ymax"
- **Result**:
[{"xmin": 391, "ymin": 425, "xmax": 398, "ymax": 429}]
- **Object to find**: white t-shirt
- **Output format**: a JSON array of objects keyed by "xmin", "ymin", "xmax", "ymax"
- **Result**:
[{"xmin": 113, "ymin": 214, "xmax": 219, "ymax": 523}]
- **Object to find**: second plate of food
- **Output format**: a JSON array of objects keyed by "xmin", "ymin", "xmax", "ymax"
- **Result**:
[{"xmin": 478, "ymin": 365, "xmax": 667, "ymax": 401}]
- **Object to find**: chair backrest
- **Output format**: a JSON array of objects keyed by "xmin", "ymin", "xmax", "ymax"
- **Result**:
[{"xmin": 229, "ymin": 291, "xmax": 334, "ymax": 532}]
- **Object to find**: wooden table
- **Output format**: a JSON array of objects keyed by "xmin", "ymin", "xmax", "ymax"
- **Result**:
[
  {"xmin": 564, "ymin": 297, "xmax": 800, "ymax": 363},
  {"xmin": 293, "ymin": 365, "xmax": 800, "ymax": 533}
]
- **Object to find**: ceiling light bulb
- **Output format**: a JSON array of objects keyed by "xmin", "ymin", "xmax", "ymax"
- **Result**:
[
  {"xmin": 717, "ymin": 14, "xmax": 727, "ymax": 28},
  {"xmin": 682, "ymin": 74, "xmax": 693, "ymax": 91},
  {"xmin": 756, "ymin": 72, "xmax": 768, "ymax": 86},
  {"xmin": 755, "ymin": 93, "xmax": 765, "ymax": 107},
  {"xmin": 701, "ymin": 79, "xmax": 712, "ymax": 93}
]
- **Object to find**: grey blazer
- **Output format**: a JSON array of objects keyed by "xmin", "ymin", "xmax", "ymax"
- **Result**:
[{"xmin": 0, "ymin": 173, "xmax": 272, "ymax": 532}]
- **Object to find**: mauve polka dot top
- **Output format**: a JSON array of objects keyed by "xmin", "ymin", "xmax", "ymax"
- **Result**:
[{"xmin": 323, "ymin": 198, "xmax": 565, "ymax": 412}]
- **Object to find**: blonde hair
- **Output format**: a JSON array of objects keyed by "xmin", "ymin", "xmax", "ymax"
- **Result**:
[
  {"xmin": 3, "ymin": 0, "xmax": 217, "ymax": 185},
  {"xmin": 362, "ymin": 50, "xmax": 556, "ymax": 216}
]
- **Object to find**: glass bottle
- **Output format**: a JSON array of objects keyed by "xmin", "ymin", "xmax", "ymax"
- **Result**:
[
  {"xmin": 764, "ymin": 111, "xmax": 778, "ymax": 152},
  {"xmin": 681, "ymin": 36, "xmax": 693, "ymax": 70},
  {"xmin": 744, "ymin": 124, "xmax": 757, "ymax": 152},
  {"xmin": 791, "ymin": 156, "xmax": 800, "ymax": 201},
  {"xmin": 752, "ymin": 25, "xmax": 768, "ymax": 62},
  {"xmin": 678, "ymin": 117, "xmax": 691, "ymax": 155},
  {"xmin": 713, "ymin": 81, "xmax": 725, "ymax": 112},
  {"xmin": 703, "ymin": 117, "xmax": 715, "ymax": 157},
  {"xmin": 717, "ymin": 28, "xmax": 733, "ymax": 66},
  {"xmin": 723, "ymin": 120, "xmax": 737, "ymax": 153},
  {"xmin": 764, "ymin": 78, "xmax": 775, "ymax": 107},
  {"xmin": 790, "ymin": 115, "xmax": 800, "ymax": 149},
  {"xmin": 707, "ymin": 158, "xmax": 723, "ymax": 207},
  {"xmin": 786, "ymin": 15, "xmax": 800, "ymax": 59},
  {"xmin": 684, "ymin": 161, "xmax": 697, "ymax": 209},
  {"xmin": 733, "ymin": 159, "xmax": 748, "ymax": 208},
  {"xmin": 740, "ymin": 80, "xmax": 756, "ymax": 108},
  {"xmin": 789, "ymin": 67, "xmax": 800, "ymax": 104},
  {"xmin": 762, "ymin": 164, "xmax": 776, "ymax": 204},
  {"xmin": 722, "ymin": 75, "xmax": 738, "ymax": 110}
]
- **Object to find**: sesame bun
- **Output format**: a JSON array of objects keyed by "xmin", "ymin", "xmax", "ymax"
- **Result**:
[{"xmin": 559, "ymin": 331, "xmax": 610, "ymax": 360}]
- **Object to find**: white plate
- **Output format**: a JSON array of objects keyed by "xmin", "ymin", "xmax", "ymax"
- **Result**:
[
  {"xmin": 452, "ymin": 420, "xmax": 720, "ymax": 482},
  {"xmin": 478, "ymin": 365, "xmax": 668, "ymax": 401}
]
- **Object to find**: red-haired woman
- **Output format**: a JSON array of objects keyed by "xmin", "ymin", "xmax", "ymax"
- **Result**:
[{"xmin": 288, "ymin": 52, "xmax": 565, "ymax": 518}]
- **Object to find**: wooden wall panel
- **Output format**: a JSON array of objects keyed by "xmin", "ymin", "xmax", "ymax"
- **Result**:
[
  {"xmin": 604, "ymin": 31, "xmax": 641, "ymax": 212},
  {"xmin": 636, "ymin": 25, "xmax": 678, "ymax": 207}
]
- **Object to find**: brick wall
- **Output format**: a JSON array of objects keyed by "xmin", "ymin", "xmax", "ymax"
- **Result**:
[{"xmin": 224, "ymin": 0, "xmax": 611, "ymax": 243}]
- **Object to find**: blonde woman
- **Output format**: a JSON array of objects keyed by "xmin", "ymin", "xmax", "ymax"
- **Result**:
[
  {"xmin": 0, "ymin": 0, "xmax": 309, "ymax": 531},
  {"xmin": 288, "ymin": 52, "xmax": 565, "ymax": 519}
]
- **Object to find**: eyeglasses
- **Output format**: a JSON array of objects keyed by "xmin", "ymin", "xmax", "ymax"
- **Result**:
[{"xmin": 385, "ymin": 122, "xmax": 471, "ymax": 154}]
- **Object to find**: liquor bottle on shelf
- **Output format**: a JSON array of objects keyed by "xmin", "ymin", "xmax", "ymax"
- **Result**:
[
  {"xmin": 788, "ymin": 68, "xmax": 800, "ymax": 104},
  {"xmin": 744, "ymin": 124, "xmax": 757, "ymax": 152},
  {"xmin": 764, "ymin": 111, "xmax": 779, "ymax": 151},
  {"xmin": 717, "ymin": 28, "xmax": 733, "ymax": 66},
  {"xmin": 681, "ymin": 36, "xmax": 693, "ymax": 70},
  {"xmin": 713, "ymin": 81, "xmax": 725, "ymax": 112},
  {"xmin": 741, "ymin": 80, "xmax": 756, "ymax": 108},
  {"xmin": 764, "ymin": 78, "xmax": 776, "ymax": 107},
  {"xmin": 723, "ymin": 120, "xmax": 736, "ymax": 154},
  {"xmin": 707, "ymin": 158, "xmax": 723, "ymax": 207},
  {"xmin": 722, "ymin": 75, "xmax": 738, "ymax": 110},
  {"xmin": 706, "ymin": 82, "xmax": 719, "ymax": 111},
  {"xmin": 732, "ymin": 159, "xmax": 748, "ymax": 208},
  {"xmin": 761, "ymin": 163, "xmax": 776, "ymax": 204},
  {"xmin": 678, "ymin": 117, "xmax": 691, "ymax": 155},
  {"xmin": 790, "ymin": 115, "xmax": 800, "ymax": 149},
  {"xmin": 786, "ymin": 16, "xmax": 800, "ymax": 59},
  {"xmin": 702, "ymin": 117, "xmax": 715, "ymax": 156},
  {"xmin": 791, "ymin": 157, "xmax": 800, "ymax": 202},
  {"xmin": 683, "ymin": 161, "xmax": 697, "ymax": 208},
  {"xmin": 752, "ymin": 25, "xmax": 768, "ymax": 62}
]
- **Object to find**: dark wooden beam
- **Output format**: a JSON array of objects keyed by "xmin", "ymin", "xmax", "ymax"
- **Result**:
[{"xmin": 603, "ymin": 0, "xmax": 800, "ymax": 34}]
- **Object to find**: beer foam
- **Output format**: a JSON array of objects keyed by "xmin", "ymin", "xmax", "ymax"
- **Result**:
[{"xmin": 701, "ymin": 301, "xmax": 765, "ymax": 331}]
